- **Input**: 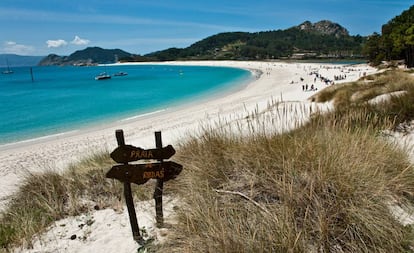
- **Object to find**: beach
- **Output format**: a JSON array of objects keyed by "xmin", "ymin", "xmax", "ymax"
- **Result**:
[
  {"xmin": 0, "ymin": 61, "xmax": 376, "ymax": 212},
  {"xmin": 2, "ymin": 60, "xmax": 382, "ymax": 253}
]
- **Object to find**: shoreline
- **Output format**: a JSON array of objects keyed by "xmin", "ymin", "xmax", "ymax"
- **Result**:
[
  {"xmin": 0, "ymin": 66, "xmax": 255, "ymax": 151},
  {"xmin": 0, "ymin": 63, "xmax": 252, "ymax": 148},
  {"xmin": 0, "ymin": 60, "xmax": 377, "ymax": 210}
]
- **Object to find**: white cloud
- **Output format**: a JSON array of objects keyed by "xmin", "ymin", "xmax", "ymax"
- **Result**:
[
  {"xmin": 3, "ymin": 41, "xmax": 34, "ymax": 55},
  {"xmin": 46, "ymin": 39, "xmax": 68, "ymax": 48},
  {"xmin": 71, "ymin": 36, "xmax": 90, "ymax": 46}
]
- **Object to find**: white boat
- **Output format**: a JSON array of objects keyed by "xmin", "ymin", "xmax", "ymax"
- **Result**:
[
  {"xmin": 113, "ymin": 71, "xmax": 128, "ymax": 76},
  {"xmin": 95, "ymin": 72, "xmax": 111, "ymax": 80},
  {"xmin": 2, "ymin": 59, "xmax": 13, "ymax": 74}
]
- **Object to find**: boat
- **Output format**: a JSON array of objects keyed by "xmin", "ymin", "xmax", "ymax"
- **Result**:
[
  {"xmin": 2, "ymin": 59, "xmax": 13, "ymax": 74},
  {"xmin": 95, "ymin": 72, "xmax": 111, "ymax": 80},
  {"xmin": 113, "ymin": 71, "xmax": 128, "ymax": 76}
]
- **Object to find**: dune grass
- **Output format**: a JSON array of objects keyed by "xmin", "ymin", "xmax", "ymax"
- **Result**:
[
  {"xmin": 312, "ymin": 70, "xmax": 414, "ymax": 109},
  {"xmin": 0, "ymin": 152, "xmax": 155, "ymax": 251},
  {"xmin": 165, "ymin": 125, "xmax": 414, "ymax": 252},
  {"xmin": 159, "ymin": 69, "xmax": 414, "ymax": 252},
  {"xmin": 1, "ymin": 68, "xmax": 414, "ymax": 252}
]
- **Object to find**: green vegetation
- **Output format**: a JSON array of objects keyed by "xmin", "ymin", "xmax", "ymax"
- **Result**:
[
  {"xmin": 144, "ymin": 25, "xmax": 365, "ymax": 61},
  {"xmin": 143, "ymin": 6, "xmax": 414, "ymax": 65},
  {"xmin": 363, "ymin": 5, "xmax": 414, "ymax": 67},
  {"xmin": 1, "ymin": 69, "xmax": 414, "ymax": 252},
  {"xmin": 38, "ymin": 47, "xmax": 133, "ymax": 66}
]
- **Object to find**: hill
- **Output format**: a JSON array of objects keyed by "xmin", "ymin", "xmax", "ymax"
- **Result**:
[
  {"xmin": 0, "ymin": 54, "xmax": 44, "ymax": 67},
  {"xmin": 36, "ymin": 21, "xmax": 364, "ymax": 65},
  {"xmin": 144, "ymin": 20, "xmax": 365, "ymax": 61},
  {"xmin": 38, "ymin": 47, "xmax": 133, "ymax": 66}
]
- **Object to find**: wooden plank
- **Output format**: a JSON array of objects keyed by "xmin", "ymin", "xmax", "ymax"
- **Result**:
[
  {"xmin": 106, "ymin": 161, "xmax": 183, "ymax": 185},
  {"xmin": 110, "ymin": 144, "xmax": 176, "ymax": 163}
]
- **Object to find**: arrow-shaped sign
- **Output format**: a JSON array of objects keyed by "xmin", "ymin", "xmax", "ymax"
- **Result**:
[
  {"xmin": 106, "ymin": 161, "xmax": 183, "ymax": 185},
  {"xmin": 110, "ymin": 144, "xmax": 176, "ymax": 163}
]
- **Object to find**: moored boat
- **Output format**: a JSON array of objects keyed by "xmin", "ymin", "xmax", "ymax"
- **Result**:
[
  {"xmin": 2, "ymin": 59, "xmax": 13, "ymax": 74},
  {"xmin": 114, "ymin": 71, "xmax": 128, "ymax": 76},
  {"xmin": 95, "ymin": 72, "xmax": 111, "ymax": 80}
]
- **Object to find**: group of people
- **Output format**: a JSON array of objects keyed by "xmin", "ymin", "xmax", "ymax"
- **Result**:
[
  {"xmin": 310, "ymin": 71, "xmax": 335, "ymax": 86},
  {"xmin": 334, "ymin": 74, "xmax": 347, "ymax": 81},
  {"xmin": 302, "ymin": 83, "xmax": 317, "ymax": 91}
]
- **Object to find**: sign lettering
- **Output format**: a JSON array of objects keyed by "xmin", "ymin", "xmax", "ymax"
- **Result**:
[
  {"xmin": 130, "ymin": 150, "xmax": 154, "ymax": 159},
  {"xmin": 106, "ymin": 161, "xmax": 182, "ymax": 185},
  {"xmin": 110, "ymin": 144, "xmax": 175, "ymax": 163},
  {"xmin": 143, "ymin": 168, "xmax": 164, "ymax": 179}
]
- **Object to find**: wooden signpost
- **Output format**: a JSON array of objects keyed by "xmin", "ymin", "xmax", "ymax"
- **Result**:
[{"xmin": 106, "ymin": 129, "xmax": 182, "ymax": 243}]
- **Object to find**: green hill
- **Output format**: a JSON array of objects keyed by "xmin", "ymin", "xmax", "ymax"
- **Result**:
[
  {"xmin": 144, "ymin": 20, "xmax": 365, "ymax": 61},
  {"xmin": 38, "ymin": 47, "xmax": 132, "ymax": 66}
]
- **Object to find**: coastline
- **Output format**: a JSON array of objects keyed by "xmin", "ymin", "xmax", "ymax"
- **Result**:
[{"xmin": 0, "ymin": 60, "xmax": 377, "ymax": 210}]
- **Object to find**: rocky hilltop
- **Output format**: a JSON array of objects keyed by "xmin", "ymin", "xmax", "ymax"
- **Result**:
[
  {"xmin": 38, "ymin": 47, "xmax": 132, "ymax": 66},
  {"xmin": 297, "ymin": 20, "xmax": 350, "ymax": 37}
]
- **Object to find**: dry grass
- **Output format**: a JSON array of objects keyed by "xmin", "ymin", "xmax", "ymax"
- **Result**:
[
  {"xmin": 312, "ymin": 70, "xmax": 414, "ymax": 108},
  {"xmin": 161, "ymin": 119, "xmax": 414, "ymax": 252},
  {"xmin": 0, "ymin": 152, "xmax": 154, "ymax": 251},
  {"xmin": 156, "ymin": 69, "xmax": 414, "ymax": 252}
]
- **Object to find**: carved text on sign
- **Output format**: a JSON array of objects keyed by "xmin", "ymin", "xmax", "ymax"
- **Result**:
[
  {"xmin": 106, "ymin": 161, "xmax": 183, "ymax": 185},
  {"xmin": 130, "ymin": 150, "xmax": 154, "ymax": 159},
  {"xmin": 110, "ymin": 144, "xmax": 175, "ymax": 163},
  {"xmin": 143, "ymin": 168, "xmax": 164, "ymax": 179}
]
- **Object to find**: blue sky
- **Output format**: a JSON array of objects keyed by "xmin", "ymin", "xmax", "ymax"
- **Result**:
[{"xmin": 0, "ymin": 0, "xmax": 412, "ymax": 56}]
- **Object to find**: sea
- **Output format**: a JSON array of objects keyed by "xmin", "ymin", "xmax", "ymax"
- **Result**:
[{"xmin": 0, "ymin": 64, "xmax": 252, "ymax": 145}]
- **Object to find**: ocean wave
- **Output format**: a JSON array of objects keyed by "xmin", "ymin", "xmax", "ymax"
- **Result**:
[{"xmin": 119, "ymin": 109, "xmax": 167, "ymax": 122}]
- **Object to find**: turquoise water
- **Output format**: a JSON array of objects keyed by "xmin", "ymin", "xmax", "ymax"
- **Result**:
[{"xmin": 0, "ymin": 64, "xmax": 251, "ymax": 144}]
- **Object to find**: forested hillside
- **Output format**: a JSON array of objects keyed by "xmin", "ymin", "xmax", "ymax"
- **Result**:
[
  {"xmin": 143, "ymin": 20, "xmax": 365, "ymax": 61},
  {"xmin": 38, "ymin": 47, "xmax": 132, "ymax": 66},
  {"xmin": 363, "ymin": 5, "xmax": 414, "ymax": 67}
]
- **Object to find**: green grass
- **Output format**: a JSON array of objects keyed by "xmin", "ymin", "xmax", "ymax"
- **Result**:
[{"xmin": 2, "ymin": 68, "xmax": 414, "ymax": 252}]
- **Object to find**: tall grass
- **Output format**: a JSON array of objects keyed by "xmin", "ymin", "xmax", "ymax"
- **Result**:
[
  {"xmin": 312, "ymin": 70, "xmax": 414, "ymax": 108},
  {"xmin": 163, "ymin": 119, "xmax": 414, "ymax": 252},
  {"xmin": 158, "ymin": 69, "xmax": 414, "ymax": 252},
  {"xmin": 0, "ymin": 152, "xmax": 154, "ymax": 251}
]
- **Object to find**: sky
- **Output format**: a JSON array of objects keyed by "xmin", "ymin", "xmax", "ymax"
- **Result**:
[{"xmin": 0, "ymin": 0, "xmax": 412, "ymax": 56}]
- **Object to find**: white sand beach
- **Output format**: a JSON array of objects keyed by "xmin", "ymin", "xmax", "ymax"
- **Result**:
[{"xmin": 0, "ymin": 61, "xmax": 377, "ymax": 252}]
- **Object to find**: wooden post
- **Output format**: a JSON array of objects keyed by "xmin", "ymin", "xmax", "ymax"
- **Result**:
[
  {"xmin": 154, "ymin": 131, "xmax": 164, "ymax": 227},
  {"xmin": 30, "ymin": 67, "xmax": 34, "ymax": 82},
  {"xmin": 115, "ymin": 130, "xmax": 143, "ymax": 243}
]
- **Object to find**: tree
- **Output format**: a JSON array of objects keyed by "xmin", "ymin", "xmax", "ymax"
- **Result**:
[
  {"xmin": 363, "ymin": 33, "xmax": 384, "ymax": 65},
  {"xmin": 381, "ymin": 5, "xmax": 414, "ymax": 67}
]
